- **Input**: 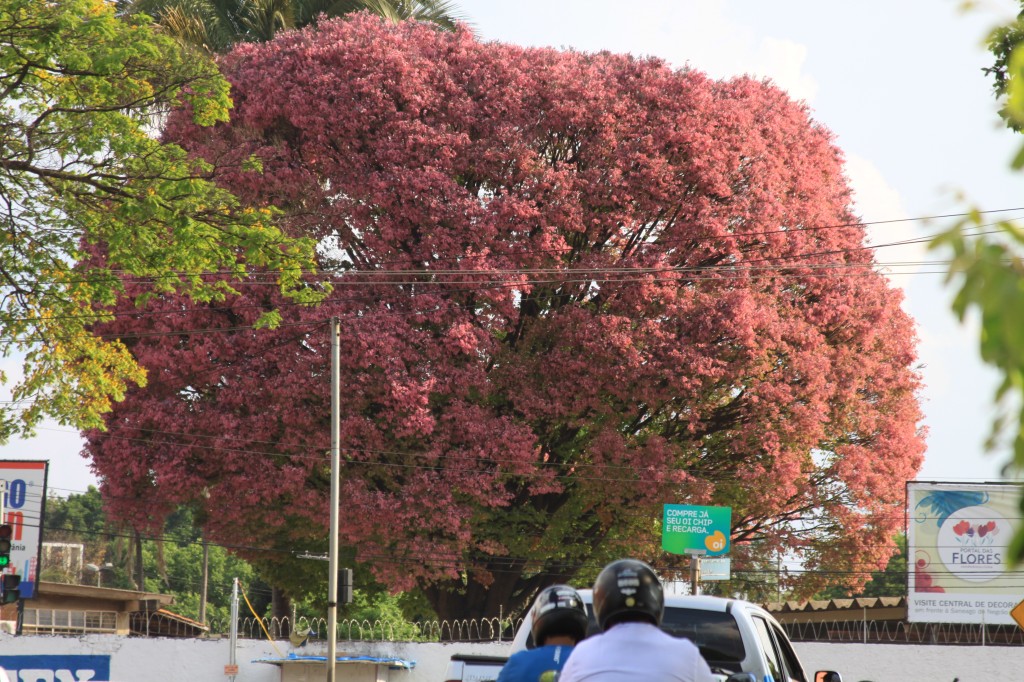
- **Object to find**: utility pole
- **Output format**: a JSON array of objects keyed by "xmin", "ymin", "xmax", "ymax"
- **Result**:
[
  {"xmin": 327, "ymin": 317, "xmax": 341, "ymax": 682},
  {"xmin": 199, "ymin": 538, "xmax": 209, "ymax": 624},
  {"xmin": 689, "ymin": 552, "xmax": 702, "ymax": 596},
  {"xmin": 228, "ymin": 577, "xmax": 238, "ymax": 682}
]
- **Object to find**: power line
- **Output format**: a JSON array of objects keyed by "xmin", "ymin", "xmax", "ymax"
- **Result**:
[
  {"xmin": 0, "ymin": 257, "xmax": 970, "ymax": 342},
  {"xmin": 8, "ymin": 206, "xmax": 1024, "ymax": 288},
  {"xmin": 0, "ymin": 212, "xmax": 1017, "ymax": 333},
  {"xmin": 21, "ymin": 482, "xmax": 1024, "ymax": 554},
  {"xmin": 25, "ymin": 490, "xmax": 1024, "ymax": 587},
  {"xmin": 30, "ymin": 518, "xmax": 1024, "ymax": 587},
  {"xmin": 64, "ymin": 426, "xmax": 930, "ymax": 487}
]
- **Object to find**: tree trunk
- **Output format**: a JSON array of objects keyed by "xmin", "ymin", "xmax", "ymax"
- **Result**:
[
  {"xmin": 133, "ymin": 527, "xmax": 144, "ymax": 591},
  {"xmin": 272, "ymin": 586, "xmax": 291, "ymax": 637},
  {"xmin": 422, "ymin": 560, "xmax": 582, "ymax": 625},
  {"xmin": 419, "ymin": 493, "xmax": 617, "ymax": 623}
]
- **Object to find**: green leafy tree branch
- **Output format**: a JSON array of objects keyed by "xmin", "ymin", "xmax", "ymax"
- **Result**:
[
  {"xmin": 933, "ymin": 2, "xmax": 1024, "ymax": 563},
  {"xmin": 0, "ymin": 0, "xmax": 324, "ymax": 440}
]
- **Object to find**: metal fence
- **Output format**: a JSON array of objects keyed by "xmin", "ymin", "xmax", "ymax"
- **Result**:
[
  {"xmin": 125, "ymin": 613, "xmax": 1024, "ymax": 646},
  {"xmin": 201, "ymin": 616, "xmax": 522, "ymax": 643},
  {"xmin": 782, "ymin": 619, "xmax": 1024, "ymax": 646}
]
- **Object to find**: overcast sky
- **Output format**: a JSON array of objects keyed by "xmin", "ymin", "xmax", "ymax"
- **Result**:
[{"xmin": 3, "ymin": 0, "xmax": 1023, "ymax": 495}]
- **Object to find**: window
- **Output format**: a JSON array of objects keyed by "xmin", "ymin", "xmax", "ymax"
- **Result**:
[
  {"xmin": 753, "ymin": 616, "xmax": 784, "ymax": 682},
  {"xmin": 661, "ymin": 607, "xmax": 746, "ymax": 671},
  {"xmin": 22, "ymin": 609, "xmax": 117, "ymax": 635},
  {"xmin": 771, "ymin": 622, "xmax": 806, "ymax": 682},
  {"xmin": 524, "ymin": 604, "xmax": 747, "ymax": 674}
]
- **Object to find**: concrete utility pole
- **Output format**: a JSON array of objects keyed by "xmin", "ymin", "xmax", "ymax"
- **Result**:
[
  {"xmin": 689, "ymin": 553, "xmax": 701, "ymax": 596},
  {"xmin": 327, "ymin": 317, "xmax": 341, "ymax": 682},
  {"xmin": 199, "ymin": 538, "xmax": 209, "ymax": 624},
  {"xmin": 229, "ymin": 577, "xmax": 239, "ymax": 682}
]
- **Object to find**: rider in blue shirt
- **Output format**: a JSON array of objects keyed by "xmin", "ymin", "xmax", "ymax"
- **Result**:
[{"xmin": 497, "ymin": 584, "xmax": 589, "ymax": 682}]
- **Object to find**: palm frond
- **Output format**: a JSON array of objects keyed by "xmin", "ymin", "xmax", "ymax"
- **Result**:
[
  {"xmin": 157, "ymin": 6, "xmax": 217, "ymax": 52},
  {"xmin": 122, "ymin": 0, "xmax": 469, "ymax": 56},
  {"xmin": 122, "ymin": 0, "xmax": 242, "ymax": 52},
  {"xmin": 354, "ymin": 0, "xmax": 467, "ymax": 31},
  {"xmin": 237, "ymin": 0, "xmax": 297, "ymax": 42}
]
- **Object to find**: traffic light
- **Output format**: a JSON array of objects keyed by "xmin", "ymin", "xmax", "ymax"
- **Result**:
[
  {"xmin": 337, "ymin": 568, "xmax": 353, "ymax": 604},
  {"xmin": 0, "ymin": 524, "xmax": 11, "ymax": 569},
  {"xmin": 1, "ymin": 573, "xmax": 20, "ymax": 605}
]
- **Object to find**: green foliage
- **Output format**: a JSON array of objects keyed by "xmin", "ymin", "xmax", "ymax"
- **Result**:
[
  {"xmin": 342, "ymin": 590, "xmax": 422, "ymax": 639},
  {"xmin": 0, "ymin": 0, "xmax": 323, "ymax": 441},
  {"xmin": 44, "ymin": 488, "xmax": 257, "ymax": 621},
  {"xmin": 289, "ymin": 588, "xmax": 424, "ymax": 640},
  {"xmin": 44, "ymin": 488, "xmax": 427, "ymax": 631},
  {"xmin": 933, "ymin": 8, "xmax": 1024, "ymax": 565},
  {"xmin": 814, "ymin": 534, "xmax": 907, "ymax": 600},
  {"xmin": 45, "ymin": 486, "xmax": 109, "ymax": 544},
  {"xmin": 44, "ymin": 487, "xmax": 139, "ymax": 589},
  {"xmin": 984, "ymin": 4, "xmax": 1024, "ymax": 131},
  {"xmin": 931, "ymin": 213, "xmax": 1024, "ymax": 563},
  {"xmin": 142, "ymin": 533, "xmax": 257, "ymax": 624},
  {"xmin": 120, "ymin": 0, "xmax": 468, "ymax": 53}
]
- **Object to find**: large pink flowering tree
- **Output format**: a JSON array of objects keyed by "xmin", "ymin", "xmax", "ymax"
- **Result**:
[{"xmin": 85, "ymin": 16, "xmax": 925, "ymax": 619}]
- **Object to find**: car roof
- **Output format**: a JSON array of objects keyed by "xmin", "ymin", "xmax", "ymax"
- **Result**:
[{"xmin": 573, "ymin": 588, "xmax": 748, "ymax": 614}]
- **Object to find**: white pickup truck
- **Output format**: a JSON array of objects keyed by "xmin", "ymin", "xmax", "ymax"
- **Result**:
[{"xmin": 445, "ymin": 590, "xmax": 842, "ymax": 682}]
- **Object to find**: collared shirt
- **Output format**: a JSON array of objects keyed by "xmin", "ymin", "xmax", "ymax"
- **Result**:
[{"xmin": 558, "ymin": 622, "xmax": 716, "ymax": 682}]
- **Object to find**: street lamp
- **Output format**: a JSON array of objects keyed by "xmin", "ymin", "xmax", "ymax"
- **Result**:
[{"xmin": 83, "ymin": 562, "xmax": 114, "ymax": 587}]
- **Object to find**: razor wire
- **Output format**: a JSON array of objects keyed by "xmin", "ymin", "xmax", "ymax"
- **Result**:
[
  {"xmin": 781, "ymin": 619, "xmax": 1024, "ymax": 646},
  {"xmin": 26, "ymin": 612, "xmax": 1024, "ymax": 646},
  {"xmin": 223, "ymin": 615, "xmax": 521, "ymax": 642}
]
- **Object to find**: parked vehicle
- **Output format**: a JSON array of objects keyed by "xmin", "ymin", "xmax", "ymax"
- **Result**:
[
  {"xmin": 446, "ymin": 590, "xmax": 843, "ymax": 682},
  {"xmin": 444, "ymin": 653, "xmax": 508, "ymax": 682}
]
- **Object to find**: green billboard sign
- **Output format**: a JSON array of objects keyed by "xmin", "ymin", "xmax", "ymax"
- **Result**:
[{"xmin": 662, "ymin": 504, "xmax": 732, "ymax": 556}]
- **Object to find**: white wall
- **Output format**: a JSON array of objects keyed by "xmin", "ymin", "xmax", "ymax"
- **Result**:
[
  {"xmin": 0, "ymin": 633, "xmax": 504, "ymax": 682},
  {"xmin": 797, "ymin": 642, "xmax": 1020, "ymax": 682},
  {"xmin": 0, "ymin": 634, "xmax": 1020, "ymax": 682}
]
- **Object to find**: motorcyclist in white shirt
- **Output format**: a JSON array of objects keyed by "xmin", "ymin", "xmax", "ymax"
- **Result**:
[{"xmin": 558, "ymin": 558, "xmax": 717, "ymax": 682}]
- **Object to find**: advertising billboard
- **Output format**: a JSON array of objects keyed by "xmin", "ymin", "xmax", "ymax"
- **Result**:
[
  {"xmin": 662, "ymin": 504, "xmax": 731, "ymax": 556},
  {"xmin": 1, "ymin": 460, "xmax": 47, "ymax": 600},
  {"xmin": 907, "ymin": 481, "xmax": 1022, "ymax": 624}
]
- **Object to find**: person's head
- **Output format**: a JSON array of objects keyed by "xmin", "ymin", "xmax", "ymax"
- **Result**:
[
  {"xmin": 530, "ymin": 584, "xmax": 589, "ymax": 646},
  {"xmin": 592, "ymin": 558, "xmax": 664, "ymax": 630}
]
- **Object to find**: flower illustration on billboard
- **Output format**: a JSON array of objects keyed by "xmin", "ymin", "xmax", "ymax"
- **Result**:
[
  {"xmin": 937, "ymin": 506, "xmax": 1009, "ymax": 583},
  {"xmin": 952, "ymin": 519, "xmax": 998, "ymax": 541}
]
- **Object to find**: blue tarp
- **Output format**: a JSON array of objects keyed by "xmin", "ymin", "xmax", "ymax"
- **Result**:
[{"xmin": 254, "ymin": 652, "xmax": 416, "ymax": 669}]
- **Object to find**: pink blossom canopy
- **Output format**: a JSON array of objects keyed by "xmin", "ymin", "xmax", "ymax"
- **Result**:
[{"xmin": 85, "ymin": 15, "xmax": 925, "ymax": 618}]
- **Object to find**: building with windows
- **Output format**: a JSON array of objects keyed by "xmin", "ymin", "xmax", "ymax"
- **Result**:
[{"xmin": 1, "ymin": 581, "xmax": 205, "ymax": 637}]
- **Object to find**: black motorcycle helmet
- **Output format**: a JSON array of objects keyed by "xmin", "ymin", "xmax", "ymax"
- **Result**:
[
  {"xmin": 592, "ymin": 558, "xmax": 664, "ymax": 630},
  {"xmin": 530, "ymin": 584, "xmax": 589, "ymax": 646}
]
